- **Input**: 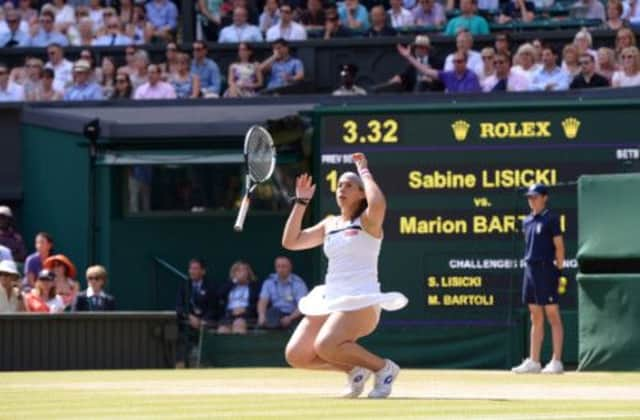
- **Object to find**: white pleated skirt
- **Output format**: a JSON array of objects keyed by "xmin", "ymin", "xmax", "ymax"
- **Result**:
[{"xmin": 298, "ymin": 285, "xmax": 409, "ymax": 316}]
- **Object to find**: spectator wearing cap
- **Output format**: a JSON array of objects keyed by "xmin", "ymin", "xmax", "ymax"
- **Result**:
[
  {"xmin": 0, "ymin": 206, "xmax": 26, "ymax": 262},
  {"xmin": 412, "ymin": 0, "xmax": 446, "ymax": 27},
  {"xmin": 134, "ymin": 64, "xmax": 177, "ymax": 99},
  {"xmin": 388, "ymin": 0, "xmax": 414, "ymax": 28},
  {"xmin": 43, "ymin": 254, "xmax": 79, "ymax": 310},
  {"xmin": 397, "ymin": 45, "xmax": 481, "ymax": 92},
  {"xmin": 24, "ymin": 269, "xmax": 64, "ymax": 313},
  {"xmin": 0, "ymin": 244, "xmax": 12, "ymax": 262},
  {"xmin": 0, "ymin": 9, "xmax": 29, "ymax": 47},
  {"xmin": 146, "ymin": 0, "xmax": 178, "ymax": 40},
  {"xmin": 390, "ymin": 35, "xmax": 443, "ymax": 92},
  {"xmin": 93, "ymin": 16, "xmax": 132, "ymax": 46},
  {"xmin": 72, "ymin": 265, "xmax": 116, "ymax": 311},
  {"xmin": 261, "ymin": 38, "xmax": 305, "ymax": 90},
  {"xmin": 366, "ymin": 5, "xmax": 397, "ymax": 37},
  {"xmin": 483, "ymin": 51, "xmax": 530, "ymax": 92},
  {"xmin": 257, "ymin": 256, "xmax": 307, "ymax": 329},
  {"xmin": 44, "ymin": 44, "xmax": 73, "ymax": 92},
  {"xmin": 531, "ymin": 46, "xmax": 571, "ymax": 91},
  {"xmin": 332, "ymin": 64, "xmax": 367, "ymax": 95},
  {"xmin": 0, "ymin": 260, "xmax": 22, "ymax": 313},
  {"xmin": 266, "ymin": 3, "xmax": 307, "ymax": 41},
  {"xmin": 444, "ymin": 30, "xmax": 483, "ymax": 76},
  {"xmin": 443, "ymin": 0, "xmax": 489, "ymax": 36},
  {"xmin": 0, "ymin": 63, "xmax": 24, "ymax": 102},
  {"xmin": 191, "ymin": 40, "xmax": 221, "ymax": 97},
  {"xmin": 63, "ymin": 59, "xmax": 104, "ymax": 100},
  {"xmin": 218, "ymin": 6, "xmax": 263, "ymax": 42},
  {"xmin": 28, "ymin": 9, "xmax": 69, "ymax": 47},
  {"xmin": 338, "ymin": 0, "xmax": 370, "ymax": 31},
  {"xmin": 23, "ymin": 232, "xmax": 55, "ymax": 292},
  {"xmin": 570, "ymin": 53, "xmax": 610, "ymax": 89}
]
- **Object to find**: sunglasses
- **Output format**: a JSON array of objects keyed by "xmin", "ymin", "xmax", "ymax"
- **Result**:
[
  {"xmin": 280, "ymin": 9, "xmax": 292, "ymax": 13},
  {"xmin": 87, "ymin": 276, "xmax": 104, "ymax": 281},
  {"xmin": 482, "ymin": 55, "xmax": 494, "ymax": 60},
  {"xmin": 622, "ymin": 55, "xmax": 635, "ymax": 59}
]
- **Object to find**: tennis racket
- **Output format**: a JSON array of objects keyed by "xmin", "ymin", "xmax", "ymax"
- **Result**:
[{"xmin": 233, "ymin": 125, "xmax": 277, "ymax": 232}]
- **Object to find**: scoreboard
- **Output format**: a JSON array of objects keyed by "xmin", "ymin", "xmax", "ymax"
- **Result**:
[{"xmin": 314, "ymin": 100, "xmax": 640, "ymax": 325}]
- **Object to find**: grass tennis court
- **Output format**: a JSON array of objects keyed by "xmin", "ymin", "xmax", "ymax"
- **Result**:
[{"xmin": 1, "ymin": 368, "xmax": 639, "ymax": 419}]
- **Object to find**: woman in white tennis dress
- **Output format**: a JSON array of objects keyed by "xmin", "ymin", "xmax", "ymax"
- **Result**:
[{"xmin": 281, "ymin": 153, "xmax": 408, "ymax": 399}]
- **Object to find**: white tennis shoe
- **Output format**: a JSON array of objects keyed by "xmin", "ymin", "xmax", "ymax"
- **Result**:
[
  {"xmin": 542, "ymin": 359, "xmax": 564, "ymax": 374},
  {"xmin": 367, "ymin": 359, "xmax": 400, "ymax": 399},
  {"xmin": 341, "ymin": 366, "xmax": 372, "ymax": 398},
  {"xmin": 511, "ymin": 358, "xmax": 542, "ymax": 374}
]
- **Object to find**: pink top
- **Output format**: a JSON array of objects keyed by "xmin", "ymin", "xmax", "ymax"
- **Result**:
[{"xmin": 134, "ymin": 81, "xmax": 177, "ymax": 99}]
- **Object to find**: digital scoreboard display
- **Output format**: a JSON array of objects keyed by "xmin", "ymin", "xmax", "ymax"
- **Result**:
[{"xmin": 315, "ymin": 102, "xmax": 640, "ymax": 325}]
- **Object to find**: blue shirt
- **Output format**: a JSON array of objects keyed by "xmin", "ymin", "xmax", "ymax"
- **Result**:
[
  {"xmin": 531, "ymin": 66, "xmax": 571, "ymax": 91},
  {"xmin": 227, "ymin": 284, "xmax": 250, "ymax": 310},
  {"xmin": 92, "ymin": 34, "xmax": 133, "ymax": 46},
  {"xmin": 267, "ymin": 57, "xmax": 304, "ymax": 89},
  {"xmin": 218, "ymin": 24, "xmax": 263, "ymax": 43},
  {"xmin": 438, "ymin": 69, "xmax": 481, "ymax": 93},
  {"xmin": 63, "ymin": 82, "xmax": 104, "ymax": 101},
  {"xmin": 338, "ymin": 4, "xmax": 370, "ymax": 31},
  {"xmin": 0, "ymin": 30, "xmax": 29, "ymax": 47},
  {"xmin": 259, "ymin": 273, "xmax": 308, "ymax": 314},
  {"xmin": 191, "ymin": 58, "xmax": 221, "ymax": 95},
  {"xmin": 28, "ymin": 29, "xmax": 69, "ymax": 47},
  {"xmin": 523, "ymin": 208, "xmax": 562, "ymax": 262},
  {"xmin": 146, "ymin": 0, "xmax": 178, "ymax": 30}
]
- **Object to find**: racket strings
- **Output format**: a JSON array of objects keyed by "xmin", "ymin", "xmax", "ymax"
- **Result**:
[{"xmin": 246, "ymin": 131, "xmax": 275, "ymax": 182}]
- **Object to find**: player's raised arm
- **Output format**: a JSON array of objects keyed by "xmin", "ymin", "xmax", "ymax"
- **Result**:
[
  {"xmin": 352, "ymin": 153, "xmax": 386, "ymax": 235},
  {"xmin": 281, "ymin": 174, "xmax": 325, "ymax": 250}
]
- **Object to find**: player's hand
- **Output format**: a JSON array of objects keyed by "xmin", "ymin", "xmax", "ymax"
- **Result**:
[
  {"xmin": 295, "ymin": 173, "xmax": 316, "ymax": 200},
  {"xmin": 352, "ymin": 153, "xmax": 368, "ymax": 171}
]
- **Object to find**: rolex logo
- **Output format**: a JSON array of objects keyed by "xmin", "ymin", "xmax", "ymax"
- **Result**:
[
  {"xmin": 451, "ymin": 120, "xmax": 470, "ymax": 142},
  {"xmin": 561, "ymin": 117, "xmax": 581, "ymax": 139}
]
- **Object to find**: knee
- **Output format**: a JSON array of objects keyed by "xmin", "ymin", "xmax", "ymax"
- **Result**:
[
  {"xmin": 530, "ymin": 313, "xmax": 544, "ymax": 327},
  {"xmin": 313, "ymin": 336, "xmax": 338, "ymax": 361},
  {"xmin": 285, "ymin": 344, "xmax": 313, "ymax": 369}
]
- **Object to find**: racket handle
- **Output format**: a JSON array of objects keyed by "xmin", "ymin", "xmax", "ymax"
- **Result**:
[{"xmin": 234, "ymin": 195, "xmax": 251, "ymax": 232}]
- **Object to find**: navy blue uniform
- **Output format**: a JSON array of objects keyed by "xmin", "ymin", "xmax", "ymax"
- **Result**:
[{"xmin": 522, "ymin": 209, "xmax": 562, "ymax": 305}]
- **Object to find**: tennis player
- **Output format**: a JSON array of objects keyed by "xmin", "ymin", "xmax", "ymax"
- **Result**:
[{"xmin": 281, "ymin": 153, "xmax": 408, "ymax": 398}]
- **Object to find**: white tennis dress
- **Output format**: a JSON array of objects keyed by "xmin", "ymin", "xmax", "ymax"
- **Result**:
[{"xmin": 298, "ymin": 216, "xmax": 408, "ymax": 316}]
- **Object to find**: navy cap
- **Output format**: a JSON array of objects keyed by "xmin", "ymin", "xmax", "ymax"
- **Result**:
[
  {"xmin": 525, "ymin": 183, "xmax": 549, "ymax": 196},
  {"xmin": 37, "ymin": 269, "xmax": 55, "ymax": 281}
]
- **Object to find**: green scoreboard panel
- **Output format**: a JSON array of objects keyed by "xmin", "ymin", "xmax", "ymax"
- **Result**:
[{"xmin": 314, "ymin": 100, "xmax": 640, "ymax": 326}]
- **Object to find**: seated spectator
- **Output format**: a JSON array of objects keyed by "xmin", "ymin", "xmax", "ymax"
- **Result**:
[
  {"xmin": 110, "ymin": 71, "xmax": 133, "ymax": 99},
  {"xmin": 23, "ymin": 269, "xmax": 63, "ymax": 313},
  {"xmin": 175, "ymin": 258, "xmax": 217, "ymax": 367},
  {"xmin": 478, "ymin": 47, "xmax": 496, "ymax": 91},
  {"xmin": 266, "ymin": 3, "xmax": 307, "ymax": 41},
  {"xmin": 483, "ymin": 51, "xmax": 530, "ymax": 91},
  {"xmin": 146, "ymin": 0, "xmax": 178, "ymax": 41},
  {"xmin": 494, "ymin": 32, "xmax": 511, "ymax": 57},
  {"xmin": 444, "ymin": 30, "xmax": 482, "ymax": 76},
  {"xmin": 605, "ymin": 0, "xmax": 626, "ymax": 31},
  {"xmin": 443, "ymin": 0, "xmax": 489, "ymax": 36},
  {"xmin": 197, "ymin": 0, "xmax": 223, "ymax": 41},
  {"xmin": 573, "ymin": 28, "xmax": 597, "ymax": 61},
  {"xmin": 257, "ymin": 256, "xmax": 307, "ymax": 329},
  {"xmin": 17, "ymin": 0, "xmax": 38, "ymax": 24},
  {"xmin": 68, "ymin": 16, "xmax": 94, "ymax": 46},
  {"xmin": 259, "ymin": 0, "xmax": 280, "ymax": 33},
  {"xmin": 44, "ymin": 254, "xmax": 79, "ymax": 310},
  {"xmin": 572, "ymin": 0, "xmax": 605, "ymax": 21},
  {"xmin": 119, "ymin": 45, "xmax": 138, "ymax": 76},
  {"xmin": 498, "ymin": 0, "xmax": 535, "ymax": 24},
  {"xmin": 324, "ymin": 4, "xmax": 351, "ymax": 39},
  {"xmin": 530, "ymin": 46, "xmax": 571, "ymax": 91},
  {"xmin": 0, "ymin": 63, "xmax": 25, "ymax": 102},
  {"xmin": 218, "ymin": 6, "xmax": 263, "ymax": 42},
  {"xmin": 596, "ymin": 47, "xmax": 617, "ymax": 81},
  {"xmin": 622, "ymin": 0, "xmax": 640, "ymax": 24},
  {"xmin": 511, "ymin": 42, "xmax": 540, "ymax": 83},
  {"xmin": 615, "ymin": 28, "xmax": 636, "ymax": 62},
  {"xmin": 72, "ymin": 265, "xmax": 116, "ymax": 311},
  {"xmin": 28, "ymin": 9, "xmax": 69, "ymax": 47},
  {"xmin": 570, "ymin": 53, "xmax": 610, "ymax": 88},
  {"xmin": 612, "ymin": 46, "xmax": 640, "ymax": 87},
  {"xmin": 63, "ymin": 59, "xmax": 104, "ymax": 101},
  {"xmin": 120, "ymin": 0, "xmax": 135, "ymax": 25},
  {"xmin": 562, "ymin": 44, "xmax": 580, "ymax": 77},
  {"xmin": 366, "ymin": 5, "xmax": 397, "ymax": 37},
  {"xmin": 397, "ymin": 45, "xmax": 481, "ymax": 92},
  {"xmin": 0, "ymin": 206, "xmax": 26, "ymax": 262},
  {"xmin": 23, "ymin": 232, "xmax": 55, "ymax": 292},
  {"xmin": 134, "ymin": 64, "xmax": 177, "ymax": 99},
  {"xmin": 261, "ymin": 38, "xmax": 304, "ymax": 90},
  {"xmin": 44, "ymin": 43, "xmax": 73, "ymax": 93},
  {"xmin": 217, "ymin": 260, "xmax": 260, "ymax": 334},
  {"xmin": 389, "ymin": 35, "xmax": 444, "ymax": 92},
  {"xmin": 338, "ymin": 0, "xmax": 370, "ymax": 31},
  {"xmin": 298, "ymin": 0, "xmax": 325, "ymax": 30},
  {"xmin": 88, "ymin": 0, "xmax": 105, "ymax": 31},
  {"xmin": 224, "ymin": 42, "xmax": 263, "ymax": 97},
  {"xmin": 50, "ymin": 0, "xmax": 76, "ymax": 33},
  {"xmin": 99, "ymin": 56, "xmax": 117, "ymax": 98},
  {"xmin": 37, "ymin": 68, "xmax": 63, "ymax": 101},
  {"xmin": 333, "ymin": 63, "xmax": 367, "ymax": 95},
  {"xmin": 0, "ymin": 260, "xmax": 22, "ymax": 313},
  {"xmin": 0, "ymin": 9, "xmax": 29, "ymax": 47},
  {"xmin": 79, "ymin": 49, "xmax": 100, "ymax": 84},
  {"xmin": 0, "ymin": 244, "xmax": 12, "ymax": 261},
  {"xmin": 129, "ymin": 50, "xmax": 150, "ymax": 90},
  {"xmin": 412, "ymin": 0, "xmax": 446, "ymax": 27},
  {"xmin": 93, "ymin": 16, "xmax": 132, "ymax": 46},
  {"xmin": 169, "ymin": 53, "xmax": 201, "ymax": 98},
  {"xmin": 126, "ymin": 4, "xmax": 154, "ymax": 45},
  {"xmin": 191, "ymin": 40, "xmax": 221, "ymax": 97},
  {"xmin": 159, "ymin": 42, "xmax": 180, "ymax": 79},
  {"xmin": 388, "ymin": 0, "xmax": 413, "ymax": 28}
]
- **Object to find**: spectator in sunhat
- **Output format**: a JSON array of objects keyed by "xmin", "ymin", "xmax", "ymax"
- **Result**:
[
  {"xmin": 44, "ymin": 254, "xmax": 79, "ymax": 310},
  {"xmin": 0, "ymin": 260, "xmax": 23, "ymax": 313},
  {"xmin": 24, "ymin": 269, "xmax": 64, "ymax": 313}
]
